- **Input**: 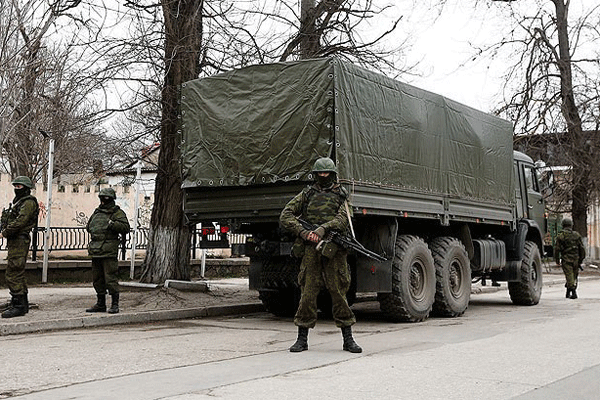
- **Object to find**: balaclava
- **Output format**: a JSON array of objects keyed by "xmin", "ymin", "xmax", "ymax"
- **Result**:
[
  {"xmin": 316, "ymin": 173, "xmax": 336, "ymax": 188},
  {"xmin": 99, "ymin": 196, "xmax": 114, "ymax": 208},
  {"xmin": 14, "ymin": 186, "xmax": 30, "ymax": 200}
]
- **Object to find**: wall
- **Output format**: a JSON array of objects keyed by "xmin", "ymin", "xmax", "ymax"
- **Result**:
[
  {"xmin": 1, "ymin": 172, "xmax": 231, "ymax": 261},
  {"xmin": 0, "ymin": 171, "xmax": 154, "ymax": 229}
]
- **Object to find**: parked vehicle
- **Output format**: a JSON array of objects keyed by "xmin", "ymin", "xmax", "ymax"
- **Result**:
[{"xmin": 179, "ymin": 57, "xmax": 550, "ymax": 322}]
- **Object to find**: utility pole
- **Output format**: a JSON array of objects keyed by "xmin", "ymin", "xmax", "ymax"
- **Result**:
[
  {"xmin": 130, "ymin": 161, "xmax": 142, "ymax": 279},
  {"xmin": 40, "ymin": 131, "xmax": 54, "ymax": 284}
]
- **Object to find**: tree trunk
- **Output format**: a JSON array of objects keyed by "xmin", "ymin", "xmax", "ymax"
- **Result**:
[
  {"xmin": 140, "ymin": 0, "xmax": 203, "ymax": 283},
  {"xmin": 553, "ymin": 0, "xmax": 587, "ymax": 237},
  {"xmin": 300, "ymin": 0, "xmax": 319, "ymax": 59}
]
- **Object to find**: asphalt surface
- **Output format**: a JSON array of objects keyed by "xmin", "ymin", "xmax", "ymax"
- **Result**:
[{"xmin": 1, "ymin": 265, "xmax": 598, "ymax": 336}]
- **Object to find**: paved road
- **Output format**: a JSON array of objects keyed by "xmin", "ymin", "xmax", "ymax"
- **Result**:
[{"xmin": 3, "ymin": 278, "xmax": 600, "ymax": 400}]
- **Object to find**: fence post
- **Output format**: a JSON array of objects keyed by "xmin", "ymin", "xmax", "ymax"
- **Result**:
[
  {"xmin": 31, "ymin": 227, "xmax": 39, "ymax": 261},
  {"xmin": 121, "ymin": 234, "xmax": 127, "ymax": 261},
  {"xmin": 192, "ymin": 225, "xmax": 197, "ymax": 260}
]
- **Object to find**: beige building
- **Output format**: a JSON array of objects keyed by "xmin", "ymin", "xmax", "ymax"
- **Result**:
[
  {"xmin": 0, "ymin": 171, "xmax": 154, "ymax": 261},
  {"xmin": 0, "ymin": 172, "xmax": 153, "ymax": 230}
]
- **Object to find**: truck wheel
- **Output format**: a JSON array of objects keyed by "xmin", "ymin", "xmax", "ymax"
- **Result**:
[
  {"xmin": 508, "ymin": 241, "xmax": 543, "ymax": 305},
  {"xmin": 258, "ymin": 257, "xmax": 300, "ymax": 317},
  {"xmin": 430, "ymin": 237, "xmax": 471, "ymax": 317},
  {"xmin": 378, "ymin": 235, "xmax": 435, "ymax": 322},
  {"xmin": 258, "ymin": 289, "xmax": 299, "ymax": 317}
]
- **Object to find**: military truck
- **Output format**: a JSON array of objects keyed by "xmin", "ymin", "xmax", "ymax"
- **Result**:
[{"xmin": 179, "ymin": 57, "xmax": 549, "ymax": 322}]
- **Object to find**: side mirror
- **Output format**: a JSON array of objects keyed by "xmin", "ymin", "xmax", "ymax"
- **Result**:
[{"xmin": 538, "ymin": 165, "xmax": 555, "ymax": 198}]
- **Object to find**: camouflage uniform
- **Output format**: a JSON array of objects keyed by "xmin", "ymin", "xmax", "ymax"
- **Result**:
[
  {"xmin": 3, "ymin": 194, "xmax": 38, "ymax": 295},
  {"xmin": 1, "ymin": 176, "xmax": 39, "ymax": 318},
  {"xmin": 280, "ymin": 157, "xmax": 362, "ymax": 353},
  {"xmin": 280, "ymin": 183, "xmax": 355, "ymax": 328},
  {"xmin": 86, "ymin": 188, "xmax": 130, "ymax": 313},
  {"xmin": 554, "ymin": 220, "xmax": 585, "ymax": 298}
]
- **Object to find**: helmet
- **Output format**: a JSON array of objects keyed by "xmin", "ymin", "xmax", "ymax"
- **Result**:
[
  {"xmin": 562, "ymin": 217, "xmax": 573, "ymax": 228},
  {"xmin": 12, "ymin": 176, "xmax": 34, "ymax": 189},
  {"xmin": 99, "ymin": 187, "xmax": 116, "ymax": 199},
  {"xmin": 312, "ymin": 157, "xmax": 337, "ymax": 174}
]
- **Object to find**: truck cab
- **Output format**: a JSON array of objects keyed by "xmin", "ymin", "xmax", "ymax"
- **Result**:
[{"xmin": 514, "ymin": 150, "xmax": 547, "ymax": 252}]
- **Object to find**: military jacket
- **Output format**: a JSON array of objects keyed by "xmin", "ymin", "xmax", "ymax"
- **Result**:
[
  {"xmin": 1, "ymin": 195, "xmax": 39, "ymax": 239},
  {"xmin": 554, "ymin": 228, "xmax": 585, "ymax": 265},
  {"xmin": 86, "ymin": 203, "xmax": 130, "ymax": 258},
  {"xmin": 280, "ymin": 183, "xmax": 350, "ymax": 237}
]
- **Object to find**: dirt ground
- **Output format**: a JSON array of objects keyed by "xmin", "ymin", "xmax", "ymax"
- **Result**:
[{"xmin": 1, "ymin": 279, "xmax": 260, "ymax": 323}]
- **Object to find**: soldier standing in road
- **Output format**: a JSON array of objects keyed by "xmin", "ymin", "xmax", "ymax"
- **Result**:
[
  {"xmin": 85, "ymin": 188, "xmax": 130, "ymax": 314},
  {"xmin": 280, "ymin": 157, "xmax": 362, "ymax": 353},
  {"xmin": 0, "ymin": 176, "xmax": 39, "ymax": 318},
  {"xmin": 554, "ymin": 217, "xmax": 585, "ymax": 299}
]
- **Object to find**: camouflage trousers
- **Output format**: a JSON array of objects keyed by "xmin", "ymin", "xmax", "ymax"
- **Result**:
[
  {"xmin": 91, "ymin": 257, "xmax": 120, "ymax": 295},
  {"xmin": 5, "ymin": 236, "xmax": 30, "ymax": 296},
  {"xmin": 294, "ymin": 245, "xmax": 356, "ymax": 329},
  {"xmin": 561, "ymin": 261, "xmax": 579, "ymax": 290}
]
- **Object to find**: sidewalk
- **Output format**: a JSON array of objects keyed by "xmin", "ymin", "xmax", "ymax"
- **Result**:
[
  {"xmin": 0, "ymin": 278, "xmax": 262, "ymax": 336},
  {"xmin": 1, "ymin": 266, "xmax": 598, "ymax": 336}
]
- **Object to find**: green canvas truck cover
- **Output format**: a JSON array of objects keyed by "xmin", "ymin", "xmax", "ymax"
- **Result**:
[{"xmin": 180, "ymin": 57, "xmax": 514, "ymax": 206}]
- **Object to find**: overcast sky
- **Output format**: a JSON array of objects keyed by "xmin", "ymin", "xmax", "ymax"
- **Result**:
[{"xmin": 394, "ymin": 0, "xmax": 508, "ymax": 113}]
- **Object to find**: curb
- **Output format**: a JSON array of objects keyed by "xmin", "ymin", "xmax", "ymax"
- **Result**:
[
  {"xmin": 472, "ymin": 274, "xmax": 599, "ymax": 295},
  {"xmin": 0, "ymin": 302, "xmax": 264, "ymax": 336},
  {"xmin": 2, "ymin": 274, "xmax": 598, "ymax": 337}
]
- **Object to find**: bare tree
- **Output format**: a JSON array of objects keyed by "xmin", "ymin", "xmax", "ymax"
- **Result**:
[
  {"xmin": 479, "ymin": 0, "xmax": 600, "ymax": 237},
  {"xmin": 242, "ymin": 0, "xmax": 408, "ymax": 72},
  {"xmin": 0, "ymin": 0, "xmax": 129, "ymax": 182},
  {"xmin": 123, "ymin": 0, "xmax": 201, "ymax": 282}
]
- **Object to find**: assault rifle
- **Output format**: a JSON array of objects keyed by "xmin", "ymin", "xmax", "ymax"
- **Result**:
[
  {"xmin": 0, "ymin": 204, "xmax": 10, "ymax": 232},
  {"xmin": 297, "ymin": 218, "xmax": 387, "ymax": 262}
]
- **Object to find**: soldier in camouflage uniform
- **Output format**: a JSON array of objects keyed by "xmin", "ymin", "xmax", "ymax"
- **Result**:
[
  {"xmin": 554, "ymin": 218, "xmax": 585, "ymax": 299},
  {"xmin": 85, "ymin": 188, "xmax": 130, "ymax": 313},
  {"xmin": 280, "ymin": 157, "xmax": 362, "ymax": 353},
  {"xmin": 0, "ymin": 176, "xmax": 39, "ymax": 318}
]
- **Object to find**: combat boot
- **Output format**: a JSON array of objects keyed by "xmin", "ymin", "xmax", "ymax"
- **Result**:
[
  {"xmin": 289, "ymin": 327, "xmax": 309, "ymax": 352},
  {"xmin": 1, "ymin": 295, "xmax": 27, "ymax": 318},
  {"xmin": 0, "ymin": 298, "xmax": 12, "ymax": 312},
  {"xmin": 341, "ymin": 326, "xmax": 362, "ymax": 353},
  {"xmin": 107, "ymin": 293, "xmax": 119, "ymax": 314},
  {"xmin": 566, "ymin": 288, "xmax": 571, "ymax": 298},
  {"xmin": 23, "ymin": 293, "xmax": 29, "ymax": 314},
  {"xmin": 86, "ymin": 294, "xmax": 107, "ymax": 312},
  {"xmin": 570, "ymin": 289, "xmax": 578, "ymax": 299}
]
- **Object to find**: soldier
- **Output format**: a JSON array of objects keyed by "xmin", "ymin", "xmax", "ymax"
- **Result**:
[
  {"xmin": 554, "ymin": 217, "xmax": 585, "ymax": 299},
  {"xmin": 0, "ymin": 176, "xmax": 39, "ymax": 318},
  {"xmin": 85, "ymin": 188, "xmax": 130, "ymax": 313},
  {"xmin": 280, "ymin": 157, "xmax": 362, "ymax": 353}
]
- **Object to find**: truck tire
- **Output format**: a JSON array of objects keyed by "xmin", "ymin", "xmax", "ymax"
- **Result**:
[
  {"xmin": 259, "ymin": 289, "xmax": 299, "ymax": 317},
  {"xmin": 430, "ymin": 237, "xmax": 471, "ymax": 317},
  {"xmin": 378, "ymin": 235, "xmax": 435, "ymax": 322},
  {"xmin": 508, "ymin": 241, "xmax": 542, "ymax": 305},
  {"xmin": 258, "ymin": 257, "xmax": 300, "ymax": 317}
]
